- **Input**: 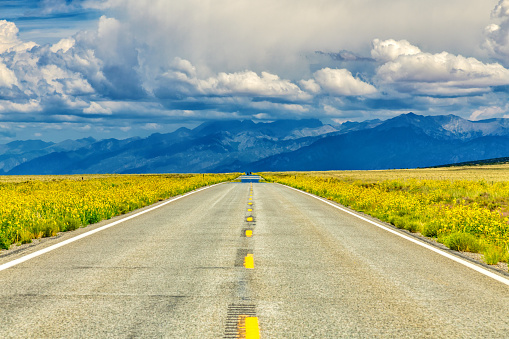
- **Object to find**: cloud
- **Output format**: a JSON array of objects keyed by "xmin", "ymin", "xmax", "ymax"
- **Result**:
[
  {"xmin": 371, "ymin": 39, "xmax": 421, "ymax": 62},
  {"xmin": 50, "ymin": 38, "xmax": 75, "ymax": 53},
  {"xmin": 492, "ymin": 0, "xmax": 509, "ymax": 18},
  {"xmin": 315, "ymin": 50, "xmax": 374, "ymax": 62},
  {"xmin": 299, "ymin": 79, "xmax": 321, "ymax": 94},
  {"xmin": 312, "ymin": 68, "xmax": 377, "ymax": 96},
  {"xmin": 156, "ymin": 58, "xmax": 312, "ymax": 102},
  {"xmin": 200, "ymin": 71, "xmax": 310, "ymax": 100},
  {"xmin": 0, "ymin": 1, "xmax": 508, "ymax": 141},
  {"xmin": 0, "ymin": 20, "xmax": 37, "ymax": 53},
  {"xmin": 0, "ymin": 99, "xmax": 42, "ymax": 113},
  {"xmin": 483, "ymin": 1, "xmax": 509, "ymax": 63},
  {"xmin": 0, "ymin": 62, "xmax": 17, "ymax": 88},
  {"xmin": 83, "ymin": 101, "xmax": 112, "ymax": 114},
  {"xmin": 469, "ymin": 105, "xmax": 507, "ymax": 120},
  {"xmin": 374, "ymin": 39, "xmax": 509, "ymax": 96}
]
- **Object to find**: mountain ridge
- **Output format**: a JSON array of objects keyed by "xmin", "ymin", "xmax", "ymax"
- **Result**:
[{"xmin": 2, "ymin": 113, "xmax": 509, "ymax": 174}]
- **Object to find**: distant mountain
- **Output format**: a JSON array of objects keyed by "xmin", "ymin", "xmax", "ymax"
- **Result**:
[
  {"xmin": 3, "ymin": 113, "xmax": 509, "ymax": 174},
  {"xmin": 246, "ymin": 113, "xmax": 509, "ymax": 171},
  {"xmin": 0, "ymin": 138, "xmax": 96, "ymax": 173},
  {"xmin": 4, "ymin": 119, "xmax": 337, "ymax": 174}
]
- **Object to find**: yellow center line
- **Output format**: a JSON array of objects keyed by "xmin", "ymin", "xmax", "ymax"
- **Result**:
[
  {"xmin": 246, "ymin": 230, "xmax": 253, "ymax": 237},
  {"xmin": 245, "ymin": 317, "xmax": 260, "ymax": 339},
  {"xmin": 247, "ymin": 208, "xmax": 252, "ymax": 212},
  {"xmin": 236, "ymin": 315, "xmax": 260, "ymax": 339},
  {"xmin": 249, "ymin": 197, "xmax": 252, "ymax": 200},
  {"xmin": 248, "ymin": 202, "xmax": 253, "ymax": 205},
  {"xmin": 244, "ymin": 254, "xmax": 254, "ymax": 269},
  {"xmin": 246, "ymin": 216, "xmax": 253, "ymax": 222}
]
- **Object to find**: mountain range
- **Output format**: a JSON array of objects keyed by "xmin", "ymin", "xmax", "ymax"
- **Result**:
[{"xmin": 2, "ymin": 113, "xmax": 509, "ymax": 174}]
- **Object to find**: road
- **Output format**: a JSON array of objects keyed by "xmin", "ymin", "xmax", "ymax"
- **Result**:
[{"xmin": 0, "ymin": 180, "xmax": 508, "ymax": 338}]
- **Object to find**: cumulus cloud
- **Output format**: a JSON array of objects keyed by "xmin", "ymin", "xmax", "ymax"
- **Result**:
[
  {"xmin": 50, "ymin": 38, "xmax": 75, "ymax": 53},
  {"xmin": 83, "ymin": 101, "xmax": 112, "ymax": 114},
  {"xmin": 371, "ymin": 39, "xmax": 421, "ymax": 62},
  {"xmin": 0, "ymin": 62, "xmax": 17, "ymax": 88},
  {"xmin": 312, "ymin": 68, "xmax": 377, "ymax": 96},
  {"xmin": 0, "ymin": 99, "xmax": 41, "ymax": 113},
  {"xmin": 374, "ymin": 39, "xmax": 509, "ymax": 96},
  {"xmin": 0, "ymin": 1, "xmax": 508, "ymax": 140},
  {"xmin": 469, "ymin": 105, "xmax": 507, "ymax": 120},
  {"xmin": 492, "ymin": 0, "xmax": 509, "ymax": 18},
  {"xmin": 200, "ymin": 71, "xmax": 310, "ymax": 100},
  {"xmin": 156, "ymin": 58, "xmax": 312, "ymax": 102},
  {"xmin": 299, "ymin": 79, "xmax": 321, "ymax": 94},
  {"xmin": 483, "ymin": 1, "xmax": 509, "ymax": 63},
  {"xmin": 0, "ymin": 20, "xmax": 37, "ymax": 53}
]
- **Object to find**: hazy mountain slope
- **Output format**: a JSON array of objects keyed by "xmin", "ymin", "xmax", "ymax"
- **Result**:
[
  {"xmin": 5, "ymin": 119, "xmax": 336, "ymax": 174},
  {"xmin": 4, "ymin": 113, "xmax": 509, "ymax": 174},
  {"xmin": 247, "ymin": 116, "xmax": 509, "ymax": 171}
]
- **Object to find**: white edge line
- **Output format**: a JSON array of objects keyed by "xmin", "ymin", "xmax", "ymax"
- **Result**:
[
  {"xmin": 282, "ymin": 184, "xmax": 509, "ymax": 287},
  {"xmin": 0, "ymin": 182, "xmax": 224, "ymax": 273}
]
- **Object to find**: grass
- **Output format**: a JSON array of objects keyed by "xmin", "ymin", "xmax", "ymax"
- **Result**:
[{"xmin": 0, "ymin": 173, "xmax": 240, "ymax": 250}]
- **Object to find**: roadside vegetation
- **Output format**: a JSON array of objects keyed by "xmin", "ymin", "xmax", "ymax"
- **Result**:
[
  {"xmin": 262, "ymin": 165, "xmax": 509, "ymax": 265},
  {"xmin": 0, "ymin": 173, "xmax": 239, "ymax": 250}
]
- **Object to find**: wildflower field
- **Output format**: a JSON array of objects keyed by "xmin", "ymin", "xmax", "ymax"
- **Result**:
[
  {"xmin": 262, "ymin": 164, "xmax": 509, "ymax": 265},
  {"xmin": 0, "ymin": 173, "xmax": 239, "ymax": 250}
]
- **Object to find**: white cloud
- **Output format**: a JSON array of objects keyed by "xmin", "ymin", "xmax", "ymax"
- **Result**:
[
  {"xmin": 50, "ymin": 38, "xmax": 75, "ymax": 53},
  {"xmin": 299, "ymin": 79, "xmax": 321, "ymax": 94},
  {"xmin": 376, "ymin": 49, "xmax": 509, "ymax": 96},
  {"xmin": 142, "ymin": 123, "xmax": 161, "ymax": 130},
  {"xmin": 483, "ymin": 1, "xmax": 509, "ymax": 63},
  {"xmin": 83, "ymin": 102, "xmax": 113, "ymax": 114},
  {"xmin": 159, "ymin": 60, "xmax": 312, "ymax": 101},
  {"xmin": 40, "ymin": 65, "xmax": 94, "ymax": 96},
  {"xmin": 312, "ymin": 68, "xmax": 377, "ymax": 96},
  {"xmin": 201, "ymin": 71, "xmax": 310, "ymax": 100},
  {"xmin": 0, "ymin": 99, "xmax": 42, "ymax": 113},
  {"xmin": 371, "ymin": 39, "xmax": 421, "ymax": 62},
  {"xmin": 470, "ymin": 105, "xmax": 506, "ymax": 120},
  {"xmin": 0, "ymin": 62, "xmax": 17, "ymax": 88},
  {"xmin": 0, "ymin": 20, "xmax": 37, "ymax": 53}
]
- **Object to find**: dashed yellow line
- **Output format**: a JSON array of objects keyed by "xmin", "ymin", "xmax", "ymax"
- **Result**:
[
  {"xmin": 245, "ymin": 317, "xmax": 260, "ymax": 339},
  {"xmin": 236, "ymin": 315, "xmax": 260, "ymax": 339},
  {"xmin": 246, "ymin": 216, "xmax": 253, "ymax": 222},
  {"xmin": 244, "ymin": 254, "xmax": 254, "ymax": 269},
  {"xmin": 247, "ymin": 208, "xmax": 252, "ymax": 212},
  {"xmin": 248, "ymin": 202, "xmax": 253, "ymax": 206},
  {"xmin": 246, "ymin": 230, "xmax": 253, "ymax": 237}
]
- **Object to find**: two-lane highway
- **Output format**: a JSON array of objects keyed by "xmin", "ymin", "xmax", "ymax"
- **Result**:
[{"xmin": 0, "ymin": 181, "xmax": 508, "ymax": 338}]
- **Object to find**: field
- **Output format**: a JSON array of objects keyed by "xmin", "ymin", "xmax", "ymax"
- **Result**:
[
  {"xmin": 261, "ymin": 165, "xmax": 509, "ymax": 265},
  {"xmin": 0, "ymin": 173, "xmax": 239, "ymax": 250}
]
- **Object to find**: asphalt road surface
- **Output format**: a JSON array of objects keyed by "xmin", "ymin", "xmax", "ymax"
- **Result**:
[{"xmin": 0, "ymin": 181, "xmax": 508, "ymax": 338}]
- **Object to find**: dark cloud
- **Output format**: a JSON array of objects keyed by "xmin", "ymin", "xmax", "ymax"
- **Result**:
[{"xmin": 315, "ymin": 50, "xmax": 375, "ymax": 62}]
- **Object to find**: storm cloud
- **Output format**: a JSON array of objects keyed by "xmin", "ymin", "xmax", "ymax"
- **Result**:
[{"xmin": 0, "ymin": 0, "xmax": 507, "ymax": 141}]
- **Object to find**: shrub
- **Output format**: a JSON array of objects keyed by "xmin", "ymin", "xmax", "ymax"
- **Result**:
[
  {"xmin": 30, "ymin": 222, "xmax": 44, "ymax": 239},
  {"xmin": 0, "ymin": 232, "xmax": 11, "ymax": 250},
  {"xmin": 483, "ymin": 246, "xmax": 504, "ymax": 265},
  {"xmin": 61, "ymin": 217, "xmax": 80, "ymax": 232},
  {"xmin": 42, "ymin": 220, "xmax": 60, "ymax": 238},
  {"xmin": 440, "ymin": 232, "xmax": 482, "ymax": 253},
  {"xmin": 19, "ymin": 229, "xmax": 33, "ymax": 244},
  {"xmin": 422, "ymin": 223, "xmax": 441, "ymax": 237}
]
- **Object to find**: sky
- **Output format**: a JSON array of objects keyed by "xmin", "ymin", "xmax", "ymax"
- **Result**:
[{"xmin": 2, "ymin": 0, "xmax": 509, "ymax": 141}]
